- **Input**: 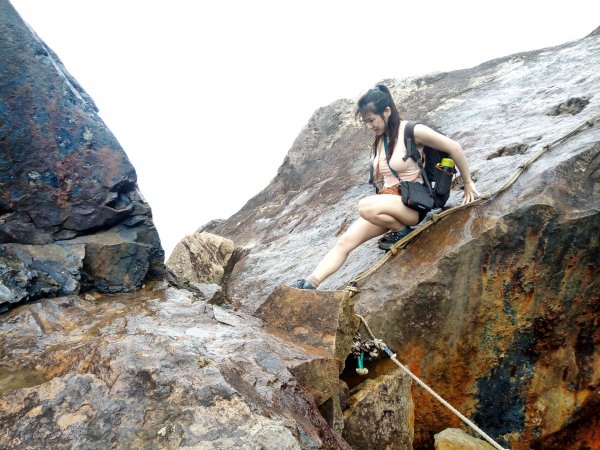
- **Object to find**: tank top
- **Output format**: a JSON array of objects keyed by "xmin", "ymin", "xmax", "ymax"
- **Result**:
[{"xmin": 373, "ymin": 122, "xmax": 423, "ymax": 187}]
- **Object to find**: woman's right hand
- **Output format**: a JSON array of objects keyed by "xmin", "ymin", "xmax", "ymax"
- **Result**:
[{"xmin": 462, "ymin": 179, "xmax": 480, "ymax": 205}]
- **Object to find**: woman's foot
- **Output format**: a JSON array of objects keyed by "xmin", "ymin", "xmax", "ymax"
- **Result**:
[
  {"xmin": 291, "ymin": 279, "xmax": 317, "ymax": 290},
  {"xmin": 378, "ymin": 227, "xmax": 413, "ymax": 250}
]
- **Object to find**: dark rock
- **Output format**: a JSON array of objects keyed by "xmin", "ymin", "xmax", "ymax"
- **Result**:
[
  {"xmin": 0, "ymin": 243, "xmax": 84, "ymax": 304},
  {"xmin": 547, "ymin": 96, "xmax": 590, "ymax": 116},
  {"xmin": 0, "ymin": 0, "xmax": 163, "ymax": 306}
]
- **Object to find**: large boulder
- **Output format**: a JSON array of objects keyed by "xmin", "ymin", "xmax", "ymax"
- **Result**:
[
  {"xmin": 204, "ymin": 27, "xmax": 600, "ymax": 449},
  {"xmin": 0, "ymin": 0, "xmax": 164, "ymax": 308},
  {"xmin": 256, "ymin": 286, "xmax": 359, "ymax": 364}
]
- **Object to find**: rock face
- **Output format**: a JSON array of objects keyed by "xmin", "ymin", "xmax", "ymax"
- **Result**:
[
  {"xmin": 0, "ymin": 0, "xmax": 163, "ymax": 308},
  {"xmin": 0, "ymin": 287, "xmax": 354, "ymax": 449},
  {"xmin": 2, "ymin": 3, "xmax": 599, "ymax": 448},
  {"xmin": 204, "ymin": 27, "xmax": 600, "ymax": 449}
]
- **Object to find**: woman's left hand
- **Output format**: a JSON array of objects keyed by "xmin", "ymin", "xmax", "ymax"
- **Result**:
[{"xmin": 462, "ymin": 179, "xmax": 480, "ymax": 205}]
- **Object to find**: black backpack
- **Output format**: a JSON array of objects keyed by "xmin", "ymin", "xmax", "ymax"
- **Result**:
[
  {"xmin": 370, "ymin": 121, "xmax": 455, "ymax": 209},
  {"xmin": 404, "ymin": 121, "xmax": 456, "ymax": 209}
]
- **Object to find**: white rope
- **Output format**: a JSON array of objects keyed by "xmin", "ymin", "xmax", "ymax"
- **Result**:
[
  {"xmin": 356, "ymin": 315, "xmax": 508, "ymax": 450},
  {"xmin": 387, "ymin": 353, "xmax": 507, "ymax": 450}
]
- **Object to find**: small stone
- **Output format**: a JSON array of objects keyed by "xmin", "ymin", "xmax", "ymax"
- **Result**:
[
  {"xmin": 434, "ymin": 428, "xmax": 497, "ymax": 450},
  {"xmin": 190, "ymin": 282, "xmax": 221, "ymax": 301}
]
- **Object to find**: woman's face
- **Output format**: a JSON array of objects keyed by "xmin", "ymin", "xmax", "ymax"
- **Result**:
[{"xmin": 362, "ymin": 108, "xmax": 389, "ymax": 136}]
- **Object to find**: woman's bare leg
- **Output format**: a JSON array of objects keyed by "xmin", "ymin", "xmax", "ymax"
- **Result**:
[
  {"xmin": 310, "ymin": 217, "xmax": 387, "ymax": 284},
  {"xmin": 300, "ymin": 193, "xmax": 419, "ymax": 287},
  {"xmin": 358, "ymin": 194, "xmax": 419, "ymax": 230}
]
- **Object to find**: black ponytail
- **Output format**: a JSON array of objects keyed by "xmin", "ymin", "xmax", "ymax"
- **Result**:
[{"xmin": 356, "ymin": 84, "xmax": 402, "ymax": 161}]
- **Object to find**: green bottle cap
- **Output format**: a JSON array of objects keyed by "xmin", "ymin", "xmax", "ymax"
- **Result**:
[{"xmin": 440, "ymin": 158, "xmax": 455, "ymax": 168}]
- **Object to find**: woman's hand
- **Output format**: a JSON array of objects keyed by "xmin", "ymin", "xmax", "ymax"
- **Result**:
[{"xmin": 462, "ymin": 179, "xmax": 480, "ymax": 205}]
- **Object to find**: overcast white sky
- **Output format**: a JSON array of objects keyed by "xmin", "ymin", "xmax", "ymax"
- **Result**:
[{"xmin": 10, "ymin": 0, "xmax": 598, "ymax": 256}]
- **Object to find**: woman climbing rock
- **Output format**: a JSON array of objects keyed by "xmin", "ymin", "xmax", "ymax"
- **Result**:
[{"xmin": 292, "ymin": 84, "xmax": 479, "ymax": 290}]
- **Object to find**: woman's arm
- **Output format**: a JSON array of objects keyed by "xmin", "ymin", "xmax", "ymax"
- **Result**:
[{"xmin": 414, "ymin": 124, "xmax": 479, "ymax": 204}]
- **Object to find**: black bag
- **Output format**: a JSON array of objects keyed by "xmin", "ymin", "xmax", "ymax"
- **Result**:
[{"xmin": 399, "ymin": 180, "xmax": 434, "ymax": 213}]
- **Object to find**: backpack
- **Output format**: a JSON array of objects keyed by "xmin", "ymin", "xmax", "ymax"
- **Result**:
[
  {"xmin": 404, "ymin": 121, "xmax": 457, "ymax": 209},
  {"xmin": 369, "ymin": 121, "xmax": 455, "ymax": 209}
]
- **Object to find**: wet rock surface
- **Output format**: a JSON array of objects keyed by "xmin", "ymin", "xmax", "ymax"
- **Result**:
[
  {"xmin": 0, "ymin": 287, "xmax": 351, "ymax": 449},
  {"xmin": 0, "ymin": 0, "xmax": 163, "ymax": 307},
  {"xmin": 204, "ymin": 27, "xmax": 600, "ymax": 449},
  {"xmin": 2, "ymin": 3, "xmax": 599, "ymax": 448}
]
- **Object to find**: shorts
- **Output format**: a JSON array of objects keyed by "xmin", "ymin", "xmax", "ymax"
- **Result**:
[{"xmin": 378, "ymin": 184, "xmax": 427, "ymax": 223}]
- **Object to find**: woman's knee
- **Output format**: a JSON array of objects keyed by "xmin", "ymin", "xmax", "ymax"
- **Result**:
[{"xmin": 358, "ymin": 197, "xmax": 376, "ymax": 220}]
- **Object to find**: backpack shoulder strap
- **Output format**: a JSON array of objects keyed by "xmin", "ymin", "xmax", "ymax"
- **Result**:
[
  {"xmin": 402, "ymin": 120, "xmax": 434, "ymax": 193},
  {"xmin": 402, "ymin": 120, "xmax": 420, "ymax": 162},
  {"xmin": 383, "ymin": 135, "xmax": 400, "ymax": 180},
  {"xmin": 368, "ymin": 153, "xmax": 374, "ymax": 186}
]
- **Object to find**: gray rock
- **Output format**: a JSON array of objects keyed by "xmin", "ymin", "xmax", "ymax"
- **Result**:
[
  {"xmin": 167, "ymin": 232, "xmax": 235, "ymax": 286},
  {"xmin": 189, "ymin": 282, "xmax": 222, "ymax": 301},
  {"xmin": 0, "ymin": 243, "xmax": 84, "ymax": 306},
  {"xmin": 0, "ymin": 288, "xmax": 350, "ymax": 449}
]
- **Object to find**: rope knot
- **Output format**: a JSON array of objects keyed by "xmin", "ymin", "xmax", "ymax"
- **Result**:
[{"xmin": 345, "ymin": 285, "xmax": 359, "ymax": 296}]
